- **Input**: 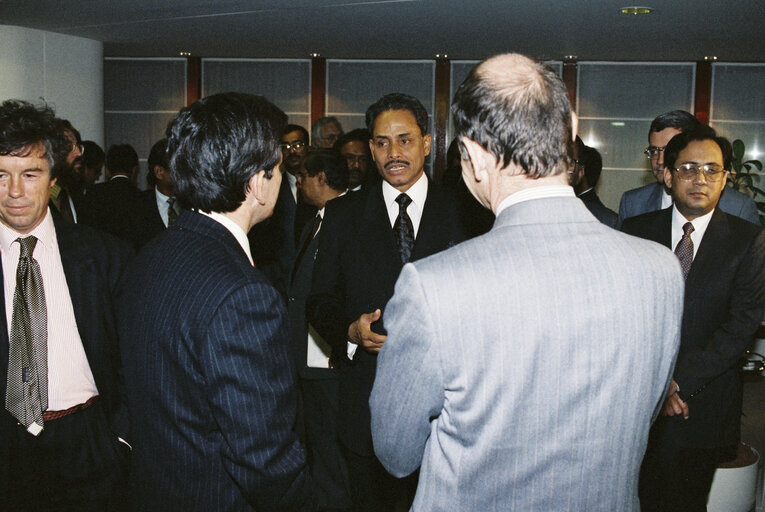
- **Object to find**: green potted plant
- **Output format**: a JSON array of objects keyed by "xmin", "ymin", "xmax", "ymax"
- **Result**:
[{"xmin": 728, "ymin": 139, "xmax": 764, "ymax": 226}]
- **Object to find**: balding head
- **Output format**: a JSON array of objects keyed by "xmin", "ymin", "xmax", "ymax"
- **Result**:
[{"xmin": 452, "ymin": 53, "xmax": 571, "ymax": 178}]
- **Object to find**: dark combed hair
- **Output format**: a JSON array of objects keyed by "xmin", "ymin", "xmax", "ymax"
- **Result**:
[
  {"xmin": 82, "ymin": 140, "xmax": 105, "ymax": 169},
  {"xmin": 284, "ymin": 124, "xmax": 309, "ymax": 143},
  {"xmin": 366, "ymin": 93, "xmax": 429, "ymax": 136},
  {"xmin": 0, "ymin": 100, "xmax": 69, "ymax": 178},
  {"xmin": 304, "ymin": 149, "xmax": 348, "ymax": 191},
  {"xmin": 146, "ymin": 138, "xmax": 169, "ymax": 186},
  {"xmin": 167, "ymin": 92, "xmax": 287, "ymax": 213},
  {"xmin": 106, "ymin": 144, "xmax": 139, "ymax": 176},
  {"xmin": 335, "ymin": 128, "xmax": 371, "ymax": 150},
  {"xmin": 649, "ymin": 110, "xmax": 700, "ymax": 138},
  {"xmin": 664, "ymin": 124, "xmax": 731, "ymax": 171},
  {"xmin": 451, "ymin": 58, "xmax": 571, "ymax": 178},
  {"xmin": 581, "ymin": 145, "xmax": 603, "ymax": 186}
]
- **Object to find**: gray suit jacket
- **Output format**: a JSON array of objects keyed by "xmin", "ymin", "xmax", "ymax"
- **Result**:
[
  {"xmin": 618, "ymin": 182, "xmax": 760, "ymax": 226},
  {"xmin": 370, "ymin": 196, "xmax": 684, "ymax": 511}
]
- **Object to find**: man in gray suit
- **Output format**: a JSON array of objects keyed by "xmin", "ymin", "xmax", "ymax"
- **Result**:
[
  {"xmin": 370, "ymin": 53, "xmax": 685, "ymax": 511},
  {"xmin": 618, "ymin": 110, "xmax": 759, "ymax": 226}
]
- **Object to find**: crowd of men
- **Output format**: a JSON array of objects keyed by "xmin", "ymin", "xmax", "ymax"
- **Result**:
[{"xmin": 0, "ymin": 51, "xmax": 763, "ymax": 512}]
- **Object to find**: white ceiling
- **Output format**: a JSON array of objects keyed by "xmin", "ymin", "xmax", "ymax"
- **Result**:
[{"xmin": 2, "ymin": 0, "xmax": 764, "ymax": 61}]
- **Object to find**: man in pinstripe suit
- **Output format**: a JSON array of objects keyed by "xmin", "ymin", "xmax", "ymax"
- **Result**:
[
  {"xmin": 370, "ymin": 53, "xmax": 685, "ymax": 511},
  {"xmin": 119, "ymin": 93, "xmax": 311, "ymax": 511}
]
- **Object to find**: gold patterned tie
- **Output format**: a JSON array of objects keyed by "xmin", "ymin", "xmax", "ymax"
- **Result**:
[{"xmin": 5, "ymin": 236, "xmax": 48, "ymax": 435}]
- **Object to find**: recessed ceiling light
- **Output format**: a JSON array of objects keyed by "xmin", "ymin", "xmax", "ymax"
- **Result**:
[
  {"xmin": 179, "ymin": 51, "xmax": 192, "ymax": 56},
  {"xmin": 620, "ymin": 6, "xmax": 654, "ymax": 15},
  {"xmin": 704, "ymin": 56, "xmax": 718, "ymax": 61},
  {"xmin": 309, "ymin": 52, "xmax": 321, "ymax": 58},
  {"xmin": 611, "ymin": 122, "xmax": 626, "ymax": 127}
]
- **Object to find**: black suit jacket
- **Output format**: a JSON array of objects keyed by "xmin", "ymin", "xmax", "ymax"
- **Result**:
[
  {"xmin": 0, "ymin": 217, "xmax": 133, "ymax": 442},
  {"xmin": 80, "ymin": 176, "xmax": 147, "ymax": 250},
  {"xmin": 119, "ymin": 211, "xmax": 310, "ymax": 511},
  {"xmin": 578, "ymin": 188, "xmax": 618, "ymax": 229},
  {"xmin": 307, "ymin": 180, "xmax": 467, "ymax": 455},
  {"xmin": 622, "ymin": 207, "xmax": 765, "ymax": 448}
]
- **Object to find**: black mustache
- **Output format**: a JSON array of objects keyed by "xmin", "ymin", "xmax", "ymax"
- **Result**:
[{"xmin": 384, "ymin": 160, "xmax": 409, "ymax": 170}]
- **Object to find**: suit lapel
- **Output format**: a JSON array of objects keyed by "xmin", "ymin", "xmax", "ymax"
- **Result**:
[
  {"xmin": 649, "ymin": 183, "xmax": 665, "ymax": 211},
  {"xmin": 686, "ymin": 208, "xmax": 727, "ymax": 286},
  {"xmin": 360, "ymin": 184, "xmax": 401, "ymax": 275},
  {"xmin": 0, "ymin": 254, "xmax": 7, "ymax": 398},
  {"xmin": 412, "ymin": 180, "xmax": 445, "ymax": 261}
]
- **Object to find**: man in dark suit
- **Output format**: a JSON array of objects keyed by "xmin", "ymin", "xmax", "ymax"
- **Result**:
[
  {"xmin": 250, "ymin": 124, "xmax": 315, "ymax": 298},
  {"xmin": 618, "ymin": 110, "xmax": 759, "ymax": 226},
  {"xmin": 307, "ymin": 93, "xmax": 467, "ymax": 511},
  {"xmin": 622, "ymin": 125, "xmax": 765, "ymax": 511},
  {"xmin": 571, "ymin": 137, "xmax": 618, "ymax": 228},
  {"xmin": 288, "ymin": 149, "xmax": 351, "ymax": 510},
  {"xmin": 135, "ymin": 138, "xmax": 178, "ymax": 248},
  {"xmin": 80, "ymin": 143, "xmax": 146, "ymax": 249},
  {"xmin": 119, "ymin": 92, "xmax": 311, "ymax": 511},
  {"xmin": 0, "ymin": 100, "xmax": 132, "ymax": 510}
]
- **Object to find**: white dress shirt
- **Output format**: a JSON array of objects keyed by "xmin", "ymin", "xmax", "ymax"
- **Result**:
[
  {"xmin": 0, "ymin": 209, "xmax": 98, "ymax": 410},
  {"xmin": 495, "ymin": 184, "xmax": 576, "ymax": 217},
  {"xmin": 199, "ymin": 211, "xmax": 254, "ymax": 266},
  {"xmin": 381, "ymin": 172, "xmax": 428, "ymax": 236},
  {"xmin": 671, "ymin": 205, "xmax": 714, "ymax": 261},
  {"xmin": 154, "ymin": 187, "xmax": 174, "ymax": 227}
]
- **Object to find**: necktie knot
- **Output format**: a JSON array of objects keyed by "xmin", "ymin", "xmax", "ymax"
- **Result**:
[
  {"xmin": 682, "ymin": 222, "xmax": 694, "ymax": 236},
  {"xmin": 17, "ymin": 236, "xmax": 38, "ymax": 259},
  {"xmin": 396, "ymin": 193, "xmax": 412, "ymax": 209}
]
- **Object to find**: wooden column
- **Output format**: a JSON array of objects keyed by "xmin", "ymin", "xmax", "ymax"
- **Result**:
[
  {"xmin": 562, "ymin": 57, "xmax": 578, "ymax": 112},
  {"xmin": 433, "ymin": 56, "xmax": 451, "ymax": 181},
  {"xmin": 694, "ymin": 60, "xmax": 713, "ymax": 125},
  {"xmin": 311, "ymin": 57, "xmax": 327, "ymax": 127},
  {"xmin": 186, "ymin": 56, "xmax": 201, "ymax": 105}
]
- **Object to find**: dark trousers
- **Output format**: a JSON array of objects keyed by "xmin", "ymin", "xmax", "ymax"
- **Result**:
[
  {"xmin": 301, "ymin": 377, "xmax": 352, "ymax": 511},
  {"xmin": 639, "ymin": 442, "xmax": 721, "ymax": 512},
  {"xmin": 0, "ymin": 400, "xmax": 129, "ymax": 511},
  {"xmin": 344, "ymin": 448, "xmax": 417, "ymax": 512}
]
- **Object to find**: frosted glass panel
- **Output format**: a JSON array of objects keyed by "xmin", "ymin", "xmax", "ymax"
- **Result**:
[
  {"xmin": 578, "ymin": 119, "xmax": 652, "ymax": 171},
  {"xmin": 578, "ymin": 63, "xmax": 694, "ymax": 118},
  {"xmin": 202, "ymin": 60, "xmax": 311, "ymax": 114},
  {"xmin": 711, "ymin": 64, "xmax": 765, "ymax": 121},
  {"xmin": 711, "ymin": 121, "xmax": 765, "ymax": 161},
  {"xmin": 104, "ymin": 59, "xmax": 186, "ymax": 111},
  {"xmin": 104, "ymin": 112, "xmax": 177, "ymax": 164},
  {"xmin": 326, "ymin": 61, "xmax": 434, "ymax": 114}
]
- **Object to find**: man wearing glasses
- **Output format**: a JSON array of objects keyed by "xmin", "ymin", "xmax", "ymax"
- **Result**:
[
  {"xmin": 618, "ymin": 110, "xmax": 759, "ymax": 226},
  {"xmin": 622, "ymin": 125, "xmax": 765, "ymax": 511}
]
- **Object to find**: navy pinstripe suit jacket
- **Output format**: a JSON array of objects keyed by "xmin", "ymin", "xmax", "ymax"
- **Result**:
[{"xmin": 119, "ymin": 211, "xmax": 311, "ymax": 511}]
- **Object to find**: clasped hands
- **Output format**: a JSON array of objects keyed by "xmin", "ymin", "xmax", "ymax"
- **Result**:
[
  {"xmin": 347, "ymin": 309, "xmax": 387, "ymax": 354},
  {"xmin": 661, "ymin": 379, "xmax": 689, "ymax": 419}
]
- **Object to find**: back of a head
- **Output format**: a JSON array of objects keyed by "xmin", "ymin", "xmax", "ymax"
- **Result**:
[
  {"xmin": 581, "ymin": 145, "xmax": 603, "ymax": 186},
  {"xmin": 0, "ymin": 100, "xmax": 68, "ymax": 177},
  {"xmin": 366, "ymin": 93, "xmax": 429, "ymax": 136},
  {"xmin": 664, "ymin": 124, "xmax": 730, "ymax": 171},
  {"xmin": 167, "ymin": 92, "xmax": 287, "ymax": 213},
  {"xmin": 82, "ymin": 140, "xmax": 105, "ymax": 169},
  {"xmin": 106, "ymin": 144, "xmax": 139, "ymax": 176},
  {"xmin": 147, "ymin": 138, "xmax": 169, "ymax": 186},
  {"xmin": 451, "ymin": 53, "xmax": 571, "ymax": 178},
  {"xmin": 649, "ymin": 110, "xmax": 700, "ymax": 137},
  {"xmin": 304, "ymin": 148, "xmax": 348, "ymax": 192}
]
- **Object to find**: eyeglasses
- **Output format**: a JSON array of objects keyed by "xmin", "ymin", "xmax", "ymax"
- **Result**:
[
  {"xmin": 644, "ymin": 146, "xmax": 666, "ymax": 159},
  {"xmin": 673, "ymin": 163, "xmax": 726, "ymax": 182},
  {"xmin": 567, "ymin": 159, "xmax": 585, "ymax": 174},
  {"xmin": 280, "ymin": 140, "xmax": 306, "ymax": 151}
]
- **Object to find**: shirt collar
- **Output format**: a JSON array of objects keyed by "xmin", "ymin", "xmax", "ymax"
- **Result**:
[
  {"xmin": 155, "ymin": 187, "xmax": 170, "ymax": 203},
  {"xmin": 0, "ymin": 208, "xmax": 56, "ymax": 253},
  {"xmin": 671, "ymin": 204, "xmax": 714, "ymax": 236},
  {"xmin": 496, "ymin": 185, "xmax": 575, "ymax": 217},
  {"xmin": 381, "ymin": 172, "xmax": 428, "ymax": 210},
  {"xmin": 199, "ymin": 211, "xmax": 254, "ymax": 266}
]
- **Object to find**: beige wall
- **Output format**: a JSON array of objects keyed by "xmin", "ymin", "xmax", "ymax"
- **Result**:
[{"xmin": 0, "ymin": 25, "xmax": 103, "ymax": 144}]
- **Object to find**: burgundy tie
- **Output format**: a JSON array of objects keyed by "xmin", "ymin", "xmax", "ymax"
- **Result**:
[{"xmin": 674, "ymin": 222, "xmax": 694, "ymax": 280}]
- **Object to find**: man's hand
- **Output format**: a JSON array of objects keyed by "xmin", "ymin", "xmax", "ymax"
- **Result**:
[
  {"xmin": 348, "ymin": 309, "xmax": 387, "ymax": 354},
  {"xmin": 660, "ymin": 379, "xmax": 689, "ymax": 419}
]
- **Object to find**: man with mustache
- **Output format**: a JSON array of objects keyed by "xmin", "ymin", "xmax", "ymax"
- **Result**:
[{"xmin": 307, "ymin": 93, "xmax": 467, "ymax": 511}]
